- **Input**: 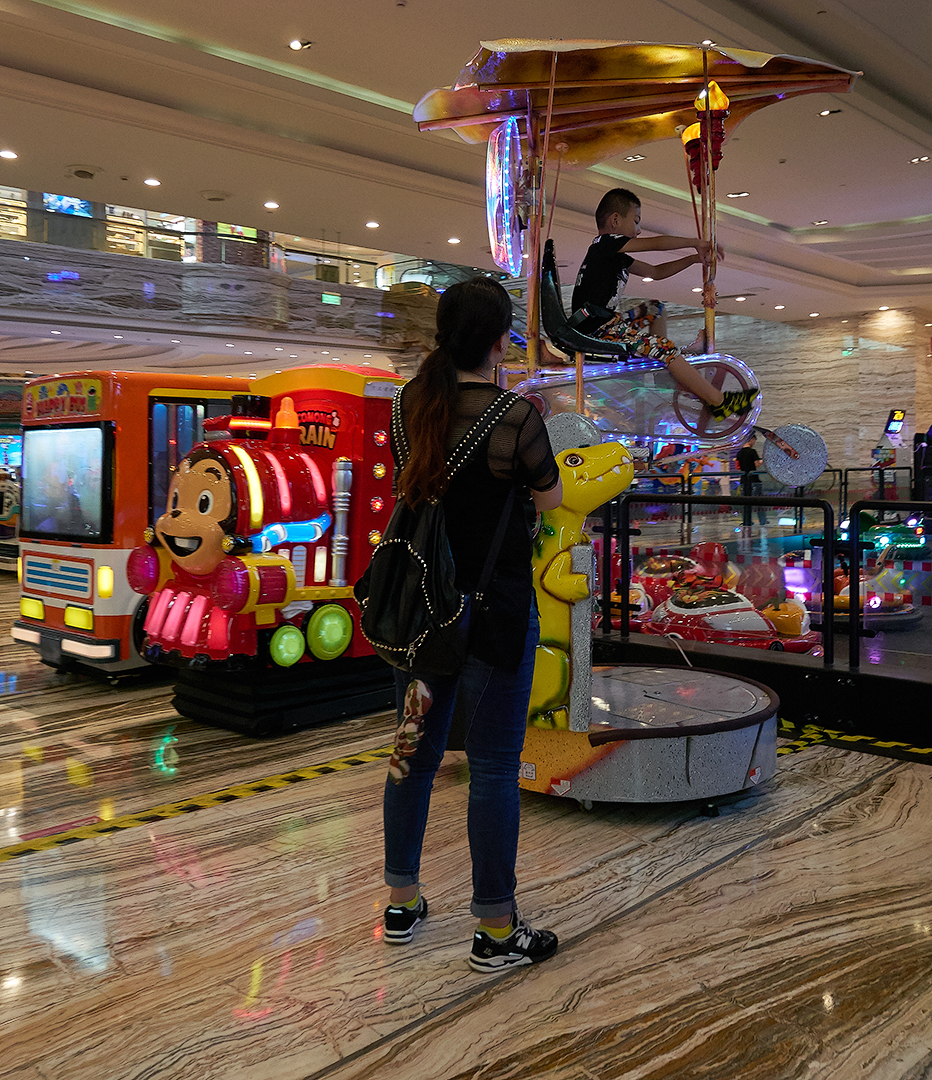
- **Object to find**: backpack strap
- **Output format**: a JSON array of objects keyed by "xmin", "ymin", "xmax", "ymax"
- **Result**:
[{"xmin": 391, "ymin": 383, "xmax": 521, "ymax": 479}]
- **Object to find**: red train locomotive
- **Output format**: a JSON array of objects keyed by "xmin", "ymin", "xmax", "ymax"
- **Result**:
[{"xmin": 126, "ymin": 364, "xmax": 404, "ymax": 734}]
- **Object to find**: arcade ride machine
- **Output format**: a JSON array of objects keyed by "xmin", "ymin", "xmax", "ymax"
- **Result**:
[{"xmin": 416, "ymin": 40, "xmax": 857, "ymax": 804}]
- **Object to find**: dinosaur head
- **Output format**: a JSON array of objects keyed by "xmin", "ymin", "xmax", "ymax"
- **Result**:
[{"xmin": 555, "ymin": 442, "xmax": 634, "ymax": 516}]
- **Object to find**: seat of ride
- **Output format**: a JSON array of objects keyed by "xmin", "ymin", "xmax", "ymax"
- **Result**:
[{"xmin": 540, "ymin": 238, "xmax": 632, "ymax": 361}]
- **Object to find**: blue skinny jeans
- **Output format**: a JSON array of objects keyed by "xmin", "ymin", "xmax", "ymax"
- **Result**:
[{"xmin": 383, "ymin": 605, "xmax": 539, "ymax": 919}]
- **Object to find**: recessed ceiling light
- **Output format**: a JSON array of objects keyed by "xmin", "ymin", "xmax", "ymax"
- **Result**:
[
  {"xmin": 809, "ymin": 312, "xmax": 820, "ymax": 317},
  {"xmin": 879, "ymin": 306, "xmax": 890, "ymax": 311},
  {"xmin": 275, "ymin": 347, "xmax": 284, "ymax": 351},
  {"xmin": 364, "ymin": 354, "xmax": 372, "ymax": 357},
  {"xmin": 321, "ymin": 350, "xmax": 329, "ymax": 354},
  {"xmin": 775, "ymin": 305, "xmax": 785, "ymax": 310},
  {"xmin": 909, "ymin": 156, "xmax": 930, "ymax": 163},
  {"xmin": 50, "ymin": 330, "xmax": 62, "ymax": 335},
  {"xmin": 366, "ymin": 221, "xmax": 380, "ymax": 229},
  {"xmin": 170, "ymin": 339, "xmax": 181, "ymax": 343},
  {"xmin": 289, "ymin": 354, "xmax": 297, "ymax": 358},
  {"xmin": 812, "ymin": 220, "xmax": 828, "ymax": 226},
  {"xmin": 820, "ymin": 110, "xmax": 831, "ymax": 116},
  {"xmin": 113, "ymin": 335, "xmax": 123, "ymax": 339},
  {"xmin": 641, "ymin": 277, "xmax": 654, "ymax": 283},
  {"xmin": 625, "ymin": 154, "xmax": 645, "ymax": 162},
  {"xmin": 144, "ymin": 178, "xmax": 161, "ymax": 186},
  {"xmin": 353, "ymin": 263, "xmax": 360, "ymax": 268},
  {"xmin": 726, "ymin": 191, "xmax": 750, "ymax": 198},
  {"xmin": 264, "ymin": 201, "xmax": 280, "ymax": 209},
  {"xmin": 701, "ymin": 39, "xmax": 714, "ymax": 46},
  {"xmin": 289, "ymin": 39, "xmax": 312, "ymax": 50},
  {"xmin": 448, "ymin": 237, "xmax": 461, "ymax": 244},
  {"xmin": 692, "ymin": 287, "xmax": 703, "ymax": 293},
  {"xmin": 244, "ymin": 351, "xmax": 253, "ymax": 355},
  {"xmin": 0, "ymin": 150, "xmax": 17, "ymax": 160},
  {"xmin": 225, "ymin": 343, "xmax": 235, "ymax": 347},
  {"xmin": 735, "ymin": 296, "xmax": 747, "ymax": 302}
]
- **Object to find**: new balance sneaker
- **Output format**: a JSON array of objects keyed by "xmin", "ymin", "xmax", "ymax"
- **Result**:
[
  {"xmin": 708, "ymin": 386, "xmax": 759, "ymax": 421},
  {"xmin": 383, "ymin": 895, "xmax": 428, "ymax": 944},
  {"xmin": 468, "ymin": 913, "xmax": 558, "ymax": 972}
]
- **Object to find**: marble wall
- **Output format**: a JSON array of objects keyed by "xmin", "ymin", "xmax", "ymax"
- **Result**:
[{"xmin": 665, "ymin": 304, "xmax": 932, "ymax": 472}]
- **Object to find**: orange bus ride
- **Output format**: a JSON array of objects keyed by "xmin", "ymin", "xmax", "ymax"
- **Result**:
[{"xmin": 14, "ymin": 371, "xmax": 249, "ymax": 673}]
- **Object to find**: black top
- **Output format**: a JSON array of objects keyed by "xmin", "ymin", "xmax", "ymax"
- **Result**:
[
  {"xmin": 571, "ymin": 234, "xmax": 635, "ymax": 314},
  {"xmin": 736, "ymin": 445, "xmax": 761, "ymax": 474},
  {"xmin": 393, "ymin": 382, "xmax": 559, "ymax": 671}
]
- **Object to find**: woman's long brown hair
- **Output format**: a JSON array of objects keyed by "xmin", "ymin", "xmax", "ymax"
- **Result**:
[{"xmin": 397, "ymin": 277, "xmax": 512, "ymax": 508}]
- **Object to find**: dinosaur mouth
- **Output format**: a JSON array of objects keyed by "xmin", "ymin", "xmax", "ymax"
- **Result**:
[{"xmin": 164, "ymin": 534, "xmax": 203, "ymax": 558}]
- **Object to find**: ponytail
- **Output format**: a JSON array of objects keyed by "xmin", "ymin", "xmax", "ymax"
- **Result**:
[{"xmin": 397, "ymin": 277, "xmax": 512, "ymax": 508}]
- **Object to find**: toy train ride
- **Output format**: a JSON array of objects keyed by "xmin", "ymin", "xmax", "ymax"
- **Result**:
[{"xmin": 125, "ymin": 365, "xmax": 404, "ymax": 734}]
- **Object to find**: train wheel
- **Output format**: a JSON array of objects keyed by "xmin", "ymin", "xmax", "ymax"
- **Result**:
[
  {"xmin": 270, "ymin": 624, "xmax": 306, "ymax": 667},
  {"xmin": 306, "ymin": 604, "xmax": 354, "ymax": 660}
]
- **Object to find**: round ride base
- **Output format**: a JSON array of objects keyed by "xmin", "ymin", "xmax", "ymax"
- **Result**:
[{"xmin": 519, "ymin": 665, "xmax": 778, "ymax": 804}]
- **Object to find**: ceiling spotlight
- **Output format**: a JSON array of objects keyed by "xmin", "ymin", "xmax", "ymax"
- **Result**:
[
  {"xmin": 809, "ymin": 312, "xmax": 820, "ymax": 317},
  {"xmin": 691, "ymin": 287, "xmax": 703, "ymax": 293},
  {"xmin": 701, "ymin": 39, "xmax": 714, "ymax": 46},
  {"xmin": 244, "ymin": 351, "xmax": 253, "ymax": 355},
  {"xmin": 775, "ymin": 305, "xmax": 785, "ymax": 310},
  {"xmin": 144, "ymin": 178, "xmax": 161, "ymax": 186},
  {"xmin": 625, "ymin": 154, "xmax": 646, "ymax": 162},
  {"xmin": 735, "ymin": 296, "xmax": 747, "ymax": 302},
  {"xmin": 113, "ymin": 335, "xmax": 123, "ymax": 339},
  {"xmin": 50, "ymin": 330, "xmax": 62, "ymax": 335},
  {"xmin": 321, "ymin": 350, "xmax": 329, "ymax": 354},
  {"xmin": 641, "ymin": 277, "xmax": 654, "ymax": 283},
  {"xmin": 225, "ymin": 343, "xmax": 235, "ymax": 348},
  {"xmin": 447, "ymin": 237, "xmax": 461, "ymax": 245},
  {"xmin": 879, "ymin": 306, "xmax": 890, "ymax": 310},
  {"xmin": 289, "ymin": 39, "xmax": 312, "ymax": 50},
  {"xmin": 0, "ymin": 150, "xmax": 17, "ymax": 160},
  {"xmin": 275, "ymin": 347, "xmax": 284, "ymax": 351},
  {"xmin": 289, "ymin": 354, "xmax": 298, "ymax": 358},
  {"xmin": 910, "ymin": 156, "xmax": 930, "ymax": 163},
  {"xmin": 170, "ymin": 339, "xmax": 181, "ymax": 343},
  {"xmin": 726, "ymin": 191, "xmax": 750, "ymax": 198},
  {"xmin": 364, "ymin": 354, "xmax": 372, "ymax": 358},
  {"xmin": 820, "ymin": 109, "xmax": 831, "ymax": 116},
  {"xmin": 366, "ymin": 221, "xmax": 380, "ymax": 229},
  {"xmin": 812, "ymin": 220, "xmax": 829, "ymax": 226},
  {"xmin": 264, "ymin": 201, "xmax": 280, "ymax": 210}
]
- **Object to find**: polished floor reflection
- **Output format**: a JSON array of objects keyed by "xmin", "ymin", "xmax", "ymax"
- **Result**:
[{"xmin": 2, "ymin": 575, "xmax": 932, "ymax": 1079}]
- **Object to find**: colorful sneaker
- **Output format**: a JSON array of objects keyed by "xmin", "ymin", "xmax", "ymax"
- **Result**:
[
  {"xmin": 383, "ymin": 895, "xmax": 428, "ymax": 944},
  {"xmin": 708, "ymin": 386, "xmax": 759, "ymax": 420},
  {"xmin": 468, "ymin": 913, "xmax": 558, "ymax": 972}
]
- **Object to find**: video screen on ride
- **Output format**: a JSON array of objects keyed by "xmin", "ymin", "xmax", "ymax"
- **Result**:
[{"xmin": 21, "ymin": 425, "xmax": 106, "ymax": 540}]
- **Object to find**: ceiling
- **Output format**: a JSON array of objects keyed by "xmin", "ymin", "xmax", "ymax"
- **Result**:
[{"xmin": 0, "ymin": 0, "xmax": 930, "ymax": 371}]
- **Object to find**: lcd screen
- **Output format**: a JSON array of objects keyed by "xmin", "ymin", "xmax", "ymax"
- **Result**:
[
  {"xmin": 43, "ymin": 193, "xmax": 94, "ymax": 217},
  {"xmin": 21, "ymin": 426, "xmax": 107, "ymax": 540}
]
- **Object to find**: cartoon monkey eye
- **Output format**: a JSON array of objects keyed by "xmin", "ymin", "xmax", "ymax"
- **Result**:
[
  {"xmin": 170, "ymin": 490, "xmax": 179, "ymax": 510},
  {"xmin": 564, "ymin": 453, "xmax": 584, "ymax": 467},
  {"xmin": 197, "ymin": 490, "xmax": 214, "ymax": 515}
]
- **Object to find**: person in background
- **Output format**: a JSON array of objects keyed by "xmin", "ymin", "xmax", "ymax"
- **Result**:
[{"xmin": 736, "ymin": 434, "xmax": 767, "ymax": 526}]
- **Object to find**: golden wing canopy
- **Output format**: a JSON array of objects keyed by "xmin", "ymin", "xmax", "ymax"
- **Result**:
[{"xmin": 414, "ymin": 40, "xmax": 860, "ymax": 167}]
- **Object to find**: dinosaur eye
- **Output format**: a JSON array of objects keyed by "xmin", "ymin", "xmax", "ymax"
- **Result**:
[
  {"xmin": 170, "ymin": 490, "xmax": 179, "ymax": 510},
  {"xmin": 564, "ymin": 453, "xmax": 583, "ymax": 467},
  {"xmin": 197, "ymin": 490, "xmax": 214, "ymax": 515}
]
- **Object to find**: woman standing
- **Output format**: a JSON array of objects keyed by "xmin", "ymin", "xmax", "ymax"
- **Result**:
[{"xmin": 382, "ymin": 277, "xmax": 563, "ymax": 972}]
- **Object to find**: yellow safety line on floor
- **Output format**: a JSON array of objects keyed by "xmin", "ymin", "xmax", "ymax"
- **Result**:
[
  {"xmin": 0, "ymin": 744, "xmax": 394, "ymax": 864},
  {"xmin": 778, "ymin": 721, "xmax": 932, "ymax": 761}
]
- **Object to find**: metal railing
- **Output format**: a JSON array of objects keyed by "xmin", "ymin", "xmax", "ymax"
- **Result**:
[
  {"xmin": 600, "ymin": 491, "xmax": 837, "ymax": 665},
  {"xmin": 842, "ymin": 466, "xmax": 913, "ymax": 516},
  {"xmin": 845, "ymin": 499, "xmax": 932, "ymax": 668}
]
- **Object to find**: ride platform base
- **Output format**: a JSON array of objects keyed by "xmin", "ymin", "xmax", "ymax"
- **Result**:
[
  {"xmin": 171, "ymin": 656, "xmax": 395, "ymax": 737},
  {"xmin": 519, "ymin": 665, "xmax": 777, "ymax": 804}
]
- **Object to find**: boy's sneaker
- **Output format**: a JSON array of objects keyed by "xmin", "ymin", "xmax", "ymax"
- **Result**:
[
  {"xmin": 383, "ymin": 895, "xmax": 428, "ymax": 944},
  {"xmin": 468, "ymin": 913, "xmax": 558, "ymax": 972},
  {"xmin": 708, "ymin": 386, "xmax": 759, "ymax": 421}
]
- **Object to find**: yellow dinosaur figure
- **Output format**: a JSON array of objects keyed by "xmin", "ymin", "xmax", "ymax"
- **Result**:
[{"xmin": 529, "ymin": 441, "xmax": 634, "ymax": 729}]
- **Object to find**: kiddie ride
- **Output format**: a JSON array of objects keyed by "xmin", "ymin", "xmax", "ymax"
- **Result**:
[
  {"xmin": 417, "ymin": 40, "xmax": 857, "ymax": 804},
  {"xmin": 126, "ymin": 366, "xmax": 404, "ymax": 735}
]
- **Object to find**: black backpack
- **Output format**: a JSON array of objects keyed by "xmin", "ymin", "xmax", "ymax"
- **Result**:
[{"xmin": 354, "ymin": 384, "xmax": 517, "ymax": 676}]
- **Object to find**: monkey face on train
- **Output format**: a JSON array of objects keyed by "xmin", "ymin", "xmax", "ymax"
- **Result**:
[{"xmin": 155, "ymin": 451, "xmax": 236, "ymax": 577}]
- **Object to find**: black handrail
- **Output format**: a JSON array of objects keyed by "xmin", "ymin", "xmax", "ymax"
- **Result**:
[
  {"xmin": 842, "ymin": 466, "xmax": 913, "ymax": 516},
  {"xmin": 846, "ymin": 499, "xmax": 932, "ymax": 668},
  {"xmin": 604, "ymin": 491, "xmax": 836, "ymax": 666}
]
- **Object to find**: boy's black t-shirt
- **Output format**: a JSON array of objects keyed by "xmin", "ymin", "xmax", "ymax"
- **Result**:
[
  {"xmin": 571, "ymin": 234, "xmax": 635, "ymax": 314},
  {"xmin": 736, "ymin": 445, "xmax": 761, "ymax": 474}
]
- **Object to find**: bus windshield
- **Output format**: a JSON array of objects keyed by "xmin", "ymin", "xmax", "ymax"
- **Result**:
[{"xmin": 21, "ymin": 424, "xmax": 109, "ymax": 541}]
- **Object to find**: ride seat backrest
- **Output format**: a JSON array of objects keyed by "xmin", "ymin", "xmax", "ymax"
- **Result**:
[{"xmin": 540, "ymin": 239, "xmax": 631, "ymax": 360}]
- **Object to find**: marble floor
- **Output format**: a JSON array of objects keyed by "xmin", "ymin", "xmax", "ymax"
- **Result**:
[{"xmin": 2, "ymin": 575, "xmax": 932, "ymax": 1079}]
